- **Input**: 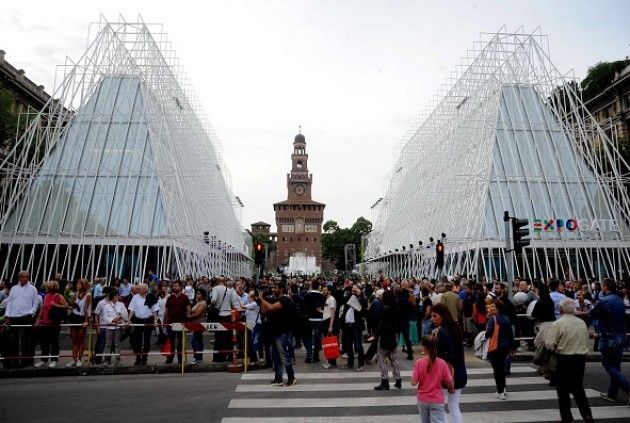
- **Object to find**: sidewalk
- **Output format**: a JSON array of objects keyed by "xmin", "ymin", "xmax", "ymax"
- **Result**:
[{"xmin": 2, "ymin": 343, "xmax": 629, "ymax": 378}]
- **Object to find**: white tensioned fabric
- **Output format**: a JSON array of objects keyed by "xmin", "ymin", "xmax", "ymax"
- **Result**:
[
  {"xmin": 0, "ymin": 17, "xmax": 251, "ymax": 282},
  {"xmin": 365, "ymin": 30, "xmax": 630, "ymax": 280}
]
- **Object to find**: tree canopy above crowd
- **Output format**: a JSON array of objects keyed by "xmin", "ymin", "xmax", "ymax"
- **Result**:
[{"xmin": 321, "ymin": 216, "xmax": 372, "ymax": 270}]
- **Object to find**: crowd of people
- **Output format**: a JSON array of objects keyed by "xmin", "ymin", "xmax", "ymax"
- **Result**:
[{"xmin": 1, "ymin": 269, "xmax": 630, "ymax": 422}]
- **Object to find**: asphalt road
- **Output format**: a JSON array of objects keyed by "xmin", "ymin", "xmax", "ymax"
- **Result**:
[
  {"xmin": 0, "ymin": 372, "xmax": 241, "ymax": 423},
  {"xmin": 1, "ymin": 351, "xmax": 629, "ymax": 423}
]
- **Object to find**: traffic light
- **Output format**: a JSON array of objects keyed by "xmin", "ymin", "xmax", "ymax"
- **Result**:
[
  {"xmin": 254, "ymin": 242, "xmax": 266, "ymax": 266},
  {"xmin": 512, "ymin": 218, "xmax": 530, "ymax": 251},
  {"xmin": 435, "ymin": 240, "xmax": 445, "ymax": 267}
]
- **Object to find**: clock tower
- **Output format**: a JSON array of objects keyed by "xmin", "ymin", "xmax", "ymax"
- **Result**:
[{"xmin": 273, "ymin": 130, "xmax": 325, "ymax": 272}]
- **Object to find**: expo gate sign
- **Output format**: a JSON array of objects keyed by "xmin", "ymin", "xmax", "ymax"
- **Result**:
[{"xmin": 532, "ymin": 218, "xmax": 619, "ymax": 233}]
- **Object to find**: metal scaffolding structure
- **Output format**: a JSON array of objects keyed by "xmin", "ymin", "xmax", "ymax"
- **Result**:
[
  {"xmin": 365, "ymin": 28, "xmax": 630, "ymax": 282},
  {"xmin": 0, "ymin": 16, "xmax": 252, "ymax": 284}
]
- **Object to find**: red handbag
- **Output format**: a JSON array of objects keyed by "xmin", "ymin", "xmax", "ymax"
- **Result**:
[
  {"xmin": 322, "ymin": 336, "xmax": 340, "ymax": 360},
  {"xmin": 160, "ymin": 337, "xmax": 172, "ymax": 357}
]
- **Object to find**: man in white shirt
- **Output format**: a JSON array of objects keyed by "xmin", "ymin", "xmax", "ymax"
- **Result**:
[
  {"xmin": 321, "ymin": 284, "xmax": 337, "ymax": 369},
  {"xmin": 5, "ymin": 271, "xmax": 39, "ymax": 368},
  {"xmin": 119, "ymin": 278, "xmax": 132, "ymax": 300},
  {"xmin": 94, "ymin": 288, "xmax": 129, "ymax": 365},
  {"xmin": 210, "ymin": 277, "xmax": 236, "ymax": 362},
  {"xmin": 128, "ymin": 283, "xmax": 159, "ymax": 365}
]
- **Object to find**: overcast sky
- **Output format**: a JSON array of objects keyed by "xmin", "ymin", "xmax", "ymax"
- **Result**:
[{"xmin": 1, "ymin": 1, "xmax": 629, "ymax": 230}]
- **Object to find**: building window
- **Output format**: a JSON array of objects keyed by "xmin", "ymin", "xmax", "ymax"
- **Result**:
[
  {"xmin": 282, "ymin": 237, "xmax": 286, "ymax": 242},
  {"xmin": 290, "ymin": 237, "xmax": 293, "ymax": 242}
]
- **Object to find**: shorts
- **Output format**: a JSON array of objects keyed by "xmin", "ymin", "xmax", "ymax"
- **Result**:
[{"xmin": 68, "ymin": 313, "xmax": 84, "ymax": 325}]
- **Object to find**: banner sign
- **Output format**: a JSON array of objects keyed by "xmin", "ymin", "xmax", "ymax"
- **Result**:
[{"xmin": 532, "ymin": 218, "xmax": 619, "ymax": 233}]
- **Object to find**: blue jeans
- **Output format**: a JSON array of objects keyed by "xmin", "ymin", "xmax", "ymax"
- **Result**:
[
  {"xmin": 271, "ymin": 332, "xmax": 295, "ymax": 381},
  {"xmin": 191, "ymin": 331, "xmax": 204, "ymax": 361},
  {"xmin": 417, "ymin": 401, "xmax": 446, "ymax": 423},
  {"xmin": 600, "ymin": 334, "xmax": 630, "ymax": 398},
  {"xmin": 304, "ymin": 320, "xmax": 322, "ymax": 361}
]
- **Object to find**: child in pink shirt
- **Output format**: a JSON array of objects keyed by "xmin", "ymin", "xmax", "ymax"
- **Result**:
[{"xmin": 411, "ymin": 336, "xmax": 454, "ymax": 423}]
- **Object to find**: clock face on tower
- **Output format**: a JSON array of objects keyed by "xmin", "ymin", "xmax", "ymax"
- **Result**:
[{"xmin": 294, "ymin": 184, "xmax": 305, "ymax": 196}]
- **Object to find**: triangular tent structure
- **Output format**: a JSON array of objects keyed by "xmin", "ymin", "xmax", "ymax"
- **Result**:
[
  {"xmin": 366, "ymin": 30, "xmax": 630, "ymax": 281},
  {"xmin": 0, "ymin": 17, "xmax": 250, "ymax": 283}
]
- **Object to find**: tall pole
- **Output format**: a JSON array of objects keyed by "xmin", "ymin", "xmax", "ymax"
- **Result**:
[{"xmin": 504, "ymin": 211, "xmax": 514, "ymax": 301}]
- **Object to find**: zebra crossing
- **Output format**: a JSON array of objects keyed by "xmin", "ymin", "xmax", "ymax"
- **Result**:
[{"xmin": 221, "ymin": 363, "xmax": 630, "ymax": 423}]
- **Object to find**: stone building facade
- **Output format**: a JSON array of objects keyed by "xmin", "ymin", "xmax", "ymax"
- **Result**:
[
  {"xmin": 584, "ymin": 63, "xmax": 630, "ymax": 143},
  {"xmin": 273, "ymin": 132, "xmax": 325, "ymax": 271}
]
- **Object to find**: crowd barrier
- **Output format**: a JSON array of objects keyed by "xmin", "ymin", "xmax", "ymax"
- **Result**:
[{"xmin": 0, "ymin": 316, "xmax": 250, "ymax": 374}]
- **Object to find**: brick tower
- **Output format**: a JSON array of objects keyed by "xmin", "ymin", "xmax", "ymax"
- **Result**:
[{"xmin": 273, "ymin": 130, "xmax": 325, "ymax": 271}]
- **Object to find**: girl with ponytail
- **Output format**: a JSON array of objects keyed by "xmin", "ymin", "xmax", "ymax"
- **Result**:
[{"xmin": 411, "ymin": 336, "xmax": 454, "ymax": 423}]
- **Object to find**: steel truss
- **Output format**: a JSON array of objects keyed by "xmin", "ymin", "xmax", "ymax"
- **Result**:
[
  {"xmin": 365, "ymin": 28, "xmax": 630, "ymax": 281},
  {"xmin": 0, "ymin": 15, "xmax": 251, "ymax": 284}
]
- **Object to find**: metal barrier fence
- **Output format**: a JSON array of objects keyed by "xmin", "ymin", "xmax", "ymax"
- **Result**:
[{"xmin": 0, "ymin": 317, "xmax": 250, "ymax": 374}]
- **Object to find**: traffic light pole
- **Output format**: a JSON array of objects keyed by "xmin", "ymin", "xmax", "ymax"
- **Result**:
[{"xmin": 503, "ymin": 211, "xmax": 514, "ymax": 301}]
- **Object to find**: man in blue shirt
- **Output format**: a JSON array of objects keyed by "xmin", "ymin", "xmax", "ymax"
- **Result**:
[
  {"xmin": 590, "ymin": 278, "xmax": 630, "ymax": 403},
  {"xmin": 549, "ymin": 279, "xmax": 566, "ymax": 320}
]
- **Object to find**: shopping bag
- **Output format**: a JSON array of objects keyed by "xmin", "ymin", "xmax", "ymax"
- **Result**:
[
  {"xmin": 322, "ymin": 335, "xmax": 340, "ymax": 360},
  {"xmin": 251, "ymin": 323, "xmax": 262, "ymax": 351},
  {"xmin": 160, "ymin": 337, "xmax": 172, "ymax": 357},
  {"xmin": 409, "ymin": 321, "xmax": 418, "ymax": 345},
  {"xmin": 487, "ymin": 316, "xmax": 500, "ymax": 353}
]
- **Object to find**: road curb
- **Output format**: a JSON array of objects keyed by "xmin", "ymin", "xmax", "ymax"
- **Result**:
[{"xmin": 0, "ymin": 362, "xmax": 229, "ymax": 378}]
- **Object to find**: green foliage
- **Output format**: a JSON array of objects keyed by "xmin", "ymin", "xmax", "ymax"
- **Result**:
[
  {"xmin": 350, "ymin": 216, "xmax": 372, "ymax": 236},
  {"xmin": 323, "ymin": 220, "xmax": 339, "ymax": 233},
  {"xmin": 321, "ymin": 216, "xmax": 372, "ymax": 270},
  {"xmin": 0, "ymin": 88, "xmax": 18, "ymax": 147},
  {"xmin": 581, "ymin": 60, "xmax": 630, "ymax": 101}
]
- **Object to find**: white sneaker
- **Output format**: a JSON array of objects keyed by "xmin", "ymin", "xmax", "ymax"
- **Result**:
[
  {"xmin": 34, "ymin": 361, "xmax": 46, "ymax": 368},
  {"xmin": 76, "ymin": 359, "xmax": 83, "ymax": 367},
  {"xmin": 497, "ymin": 392, "xmax": 507, "ymax": 400},
  {"xmin": 65, "ymin": 360, "xmax": 76, "ymax": 368},
  {"xmin": 321, "ymin": 362, "xmax": 332, "ymax": 369},
  {"xmin": 48, "ymin": 361, "xmax": 57, "ymax": 368}
]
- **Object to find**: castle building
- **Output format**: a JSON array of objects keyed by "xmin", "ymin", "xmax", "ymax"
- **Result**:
[{"xmin": 273, "ymin": 131, "xmax": 325, "ymax": 274}]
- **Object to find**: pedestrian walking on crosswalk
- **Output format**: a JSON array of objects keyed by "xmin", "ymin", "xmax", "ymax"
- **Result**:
[
  {"xmin": 411, "ymin": 336, "xmax": 455, "ymax": 423},
  {"xmin": 430, "ymin": 303, "xmax": 467, "ymax": 423},
  {"xmin": 370, "ymin": 290, "xmax": 401, "ymax": 390},
  {"xmin": 485, "ymin": 300, "xmax": 515, "ymax": 400},
  {"xmin": 545, "ymin": 298, "xmax": 594, "ymax": 423}
]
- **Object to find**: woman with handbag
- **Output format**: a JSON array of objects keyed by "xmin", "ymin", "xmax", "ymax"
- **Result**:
[
  {"xmin": 485, "ymin": 300, "xmax": 515, "ymax": 400},
  {"xmin": 35, "ymin": 280, "xmax": 69, "ymax": 368},
  {"xmin": 67, "ymin": 279, "xmax": 91, "ymax": 367},
  {"xmin": 430, "ymin": 303, "xmax": 467, "ymax": 423}
]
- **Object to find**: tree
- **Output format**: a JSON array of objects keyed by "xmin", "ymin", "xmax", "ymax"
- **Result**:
[
  {"xmin": 581, "ymin": 59, "xmax": 630, "ymax": 101},
  {"xmin": 0, "ymin": 88, "xmax": 18, "ymax": 149},
  {"xmin": 321, "ymin": 217, "xmax": 372, "ymax": 270},
  {"xmin": 351, "ymin": 216, "xmax": 372, "ymax": 236},
  {"xmin": 323, "ymin": 220, "xmax": 339, "ymax": 233}
]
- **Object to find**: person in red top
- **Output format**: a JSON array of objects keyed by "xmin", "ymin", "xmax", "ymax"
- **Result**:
[
  {"xmin": 164, "ymin": 280, "xmax": 191, "ymax": 364},
  {"xmin": 35, "ymin": 280, "xmax": 69, "ymax": 368},
  {"xmin": 411, "ymin": 336, "xmax": 454, "ymax": 423}
]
